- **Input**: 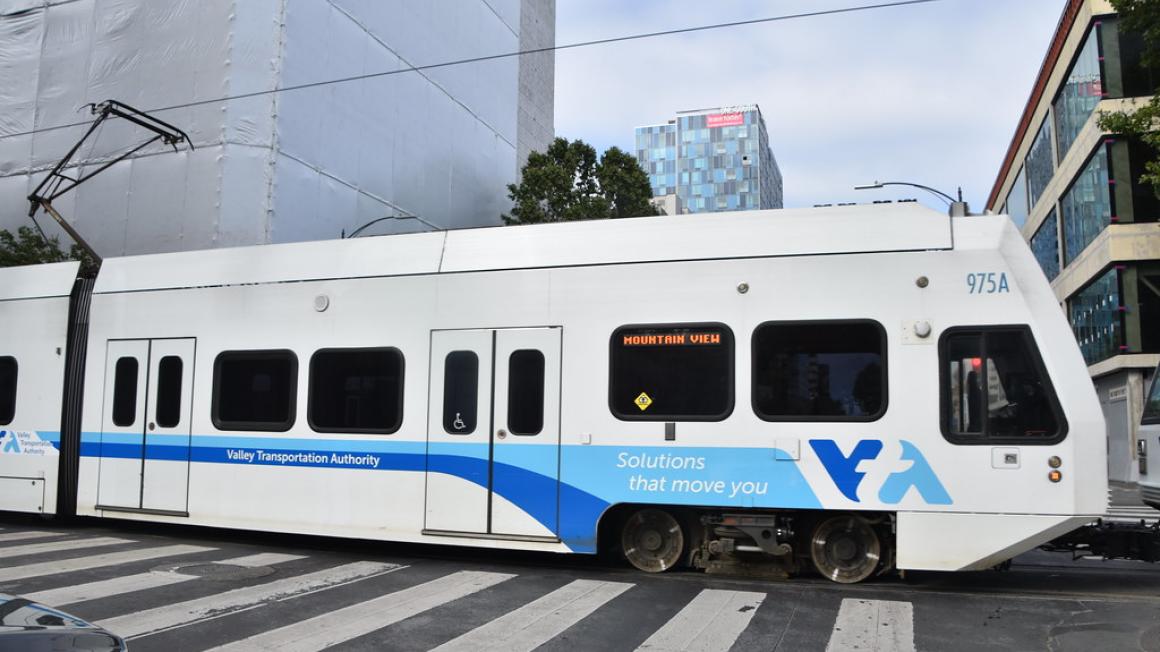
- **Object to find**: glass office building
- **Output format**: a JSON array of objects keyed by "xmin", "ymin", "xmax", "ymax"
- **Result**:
[
  {"xmin": 635, "ymin": 106, "xmax": 782, "ymax": 214},
  {"xmin": 988, "ymin": 0, "xmax": 1160, "ymax": 482}
]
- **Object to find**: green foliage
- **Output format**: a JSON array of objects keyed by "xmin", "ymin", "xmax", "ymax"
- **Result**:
[
  {"xmin": 1098, "ymin": 0, "xmax": 1160, "ymax": 196},
  {"xmin": 1099, "ymin": 96, "xmax": 1160, "ymax": 195},
  {"xmin": 0, "ymin": 226, "xmax": 95, "ymax": 272},
  {"xmin": 503, "ymin": 138, "xmax": 660, "ymax": 225}
]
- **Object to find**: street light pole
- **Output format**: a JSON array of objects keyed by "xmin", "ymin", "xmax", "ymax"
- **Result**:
[{"xmin": 854, "ymin": 181, "xmax": 969, "ymax": 217}]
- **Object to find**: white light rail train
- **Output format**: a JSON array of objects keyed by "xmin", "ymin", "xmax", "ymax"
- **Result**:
[{"xmin": 0, "ymin": 203, "xmax": 1121, "ymax": 582}]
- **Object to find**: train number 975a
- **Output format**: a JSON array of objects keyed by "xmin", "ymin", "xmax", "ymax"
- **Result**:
[{"xmin": 966, "ymin": 272, "xmax": 1009, "ymax": 294}]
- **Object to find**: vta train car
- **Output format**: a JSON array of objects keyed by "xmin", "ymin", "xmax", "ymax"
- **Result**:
[
  {"xmin": 0, "ymin": 203, "xmax": 1107, "ymax": 582},
  {"xmin": 1140, "ymin": 362, "xmax": 1160, "ymax": 511}
]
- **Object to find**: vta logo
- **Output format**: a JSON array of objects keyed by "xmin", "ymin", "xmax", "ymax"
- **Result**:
[
  {"xmin": 0, "ymin": 431, "xmax": 19, "ymax": 454},
  {"xmin": 809, "ymin": 439, "xmax": 952, "ymax": 505}
]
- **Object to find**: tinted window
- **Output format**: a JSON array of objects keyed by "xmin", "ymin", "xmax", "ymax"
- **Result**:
[
  {"xmin": 1144, "ymin": 366, "xmax": 1160, "ymax": 425},
  {"xmin": 0, "ymin": 357, "xmax": 15, "ymax": 425},
  {"xmin": 941, "ymin": 327, "xmax": 1065, "ymax": 443},
  {"xmin": 443, "ymin": 351, "xmax": 478, "ymax": 434},
  {"xmin": 309, "ymin": 348, "xmax": 403, "ymax": 434},
  {"xmin": 155, "ymin": 356, "xmax": 183, "ymax": 428},
  {"xmin": 753, "ymin": 321, "xmax": 886, "ymax": 421},
  {"xmin": 610, "ymin": 324, "xmax": 733, "ymax": 420},
  {"xmin": 213, "ymin": 350, "xmax": 297, "ymax": 431},
  {"xmin": 112, "ymin": 357, "xmax": 139, "ymax": 427},
  {"xmin": 508, "ymin": 350, "xmax": 545, "ymax": 435}
]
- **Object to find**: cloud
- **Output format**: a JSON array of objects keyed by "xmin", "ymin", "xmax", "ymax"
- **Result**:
[{"xmin": 554, "ymin": 0, "xmax": 1064, "ymax": 210}]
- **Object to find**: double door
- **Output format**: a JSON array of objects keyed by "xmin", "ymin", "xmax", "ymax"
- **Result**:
[
  {"xmin": 425, "ymin": 328, "xmax": 561, "ymax": 538},
  {"xmin": 97, "ymin": 338, "xmax": 195, "ymax": 514}
]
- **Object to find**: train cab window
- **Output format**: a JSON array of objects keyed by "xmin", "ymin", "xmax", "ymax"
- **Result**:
[
  {"xmin": 609, "ymin": 324, "xmax": 734, "ymax": 421},
  {"xmin": 940, "ymin": 327, "xmax": 1066, "ymax": 444},
  {"xmin": 443, "ymin": 351, "xmax": 478, "ymax": 434},
  {"xmin": 752, "ymin": 320, "xmax": 887, "ymax": 421},
  {"xmin": 508, "ymin": 350, "xmax": 545, "ymax": 435},
  {"xmin": 0, "ymin": 357, "xmax": 15, "ymax": 425},
  {"xmin": 309, "ymin": 348, "xmax": 403, "ymax": 434},
  {"xmin": 155, "ymin": 356, "xmax": 184, "ymax": 428},
  {"xmin": 111, "ymin": 357, "xmax": 139, "ymax": 427},
  {"xmin": 213, "ymin": 350, "xmax": 297, "ymax": 432}
]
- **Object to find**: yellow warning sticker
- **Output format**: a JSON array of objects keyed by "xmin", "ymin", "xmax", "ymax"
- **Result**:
[{"xmin": 634, "ymin": 392, "xmax": 653, "ymax": 411}]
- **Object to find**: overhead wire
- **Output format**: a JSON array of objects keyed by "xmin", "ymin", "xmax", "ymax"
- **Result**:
[{"xmin": 0, "ymin": 0, "xmax": 945, "ymax": 142}]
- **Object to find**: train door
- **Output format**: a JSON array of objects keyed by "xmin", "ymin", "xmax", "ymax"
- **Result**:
[
  {"xmin": 96, "ymin": 338, "xmax": 195, "ymax": 514},
  {"xmin": 425, "ymin": 327, "xmax": 561, "ymax": 539}
]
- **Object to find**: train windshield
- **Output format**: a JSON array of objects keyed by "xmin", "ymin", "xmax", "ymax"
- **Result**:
[{"xmin": 942, "ymin": 327, "xmax": 1064, "ymax": 443}]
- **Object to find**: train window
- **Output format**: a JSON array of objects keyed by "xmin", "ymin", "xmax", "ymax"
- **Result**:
[
  {"xmin": 112, "ymin": 357, "xmax": 139, "ymax": 427},
  {"xmin": 508, "ymin": 350, "xmax": 545, "ymax": 435},
  {"xmin": 213, "ymin": 350, "xmax": 297, "ymax": 432},
  {"xmin": 940, "ymin": 327, "xmax": 1066, "ymax": 444},
  {"xmin": 0, "ymin": 357, "xmax": 15, "ymax": 425},
  {"xmin": 609, "ymin": 324, "xmax": 734, "ymax": 421},
  {"xmin": 752, "ymin": 320, "xmax": 887, "ymax": 421},
  {"xmin": 155, "ymin": 356, "xmax": 183, "ymax": 428},
  {"xmin": 1142, "ymin": 366, "xmax": 1160, "ymax": 426},
  {"xmin": 309, "ymin": 348, "xmax": 403, "ymax": 434},
  {"xmin": 443, "ymin": 351, "xmax": 478, "ymax": 435}
]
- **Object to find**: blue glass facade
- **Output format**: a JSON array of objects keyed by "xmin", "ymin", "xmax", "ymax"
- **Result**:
[
  {"xmin": 1004, "ymin": 166, "xmax": 1029, "ymax": 229},
  {"xmin": 1060, "ymin": 143, "xmax": 1111, "ymax": 265},
  {"xmin": 635, "ymin": 124, "xmax": 677, "ymax": 197},
  {"xmin": 635, "ymin": 107, "xmax": 782, "ymax": 214},
  {"xmin": 1030, "ymin": 209, "xmax": 1060, "ymax": 281},
  {"xmin": 1026, "ymin": 118, "xmax": 1055, "ymax": 210},
  {"xmin": 1069, "ymin": 267, "xmax": 1123, "ymax": 364},
  {"xmin": 1054, "ymin": 25, "xmax": 1103, "ymax": 162}
]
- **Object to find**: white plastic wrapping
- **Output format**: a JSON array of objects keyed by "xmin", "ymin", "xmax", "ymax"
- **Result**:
[{"xmin": 0, "ymin": 0, "xmax": 552, "ymax": 256}]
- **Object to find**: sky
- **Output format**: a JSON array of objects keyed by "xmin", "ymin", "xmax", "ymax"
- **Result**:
[{"xmin": 552, "ymin": 0, "xmax": 1066, "ymax": 212}]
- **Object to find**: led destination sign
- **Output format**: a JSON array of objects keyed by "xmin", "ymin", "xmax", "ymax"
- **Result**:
[{"xmin": 621, "ymin": 331, "xmax": 723, "ymax": 346}]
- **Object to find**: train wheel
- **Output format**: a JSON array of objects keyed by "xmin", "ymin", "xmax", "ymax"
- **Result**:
[
  {"xmin": 810, "ymin": 515, "xmax": 881, "ymax": 584},
  {"xmin": 621, "ymin": 508, "xmax": 684, "ymax": 573}
]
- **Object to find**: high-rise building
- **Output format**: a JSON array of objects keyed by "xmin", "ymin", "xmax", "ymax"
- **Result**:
[
  {"xmin": 635, "ymin": 105, "xmax": 782, "ymax": 214},
  {"xmin": 0, "ymin": 0, "xmax": 555, "ymax": 255},
  {"xmin": 987, "ymin": 0, "xmax": 1160, "ymax": 482}
]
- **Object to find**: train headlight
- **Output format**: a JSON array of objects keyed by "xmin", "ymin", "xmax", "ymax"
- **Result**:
[
  {"xmin": 1048, "ymin": 456, "xmax": 1062, "ymax": 469},
  {"xmin": 1048, "ymin": 470, "xmax": 1062, "ymax": 483}
]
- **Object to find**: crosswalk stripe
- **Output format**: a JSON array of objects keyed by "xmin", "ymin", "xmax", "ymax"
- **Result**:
[
  {"xmin": 432, "ymin": 579, "xmax": 633, "ymax": 652},
  {"xmin": 826, "ymin": 598, "xmax": 915, "ymax": 652},
  {"xmin": 0, "ymin": 536, "xmax": 130, "ymax": 558},
  {"xmin": 206, "ymin": 570, "xmax": 515, "ymax": 652},
  {"xmin": 23, "ymin": 552, "xmax": 305, "ymax": 606},
  {"xmin": 223, "ymin": 553, "xmax": 306, "ymax": 568},
  {"xmin": 0, "ymin": 531, "xmax": 66, "ymax": 543},
  {"xmin": 636, "ymin": 589, "xmax": 765, "ymax": 651},
  {"xmin": 24, "ymin": 568, "xmax": 194, "ymax": 606},
  {"xmin": 0, "ymin": 544, "xmax": 212, "ymax": 582},
  {"xmin": 99, "ymin": 560, "xmax": 402, "ymax": 639}
]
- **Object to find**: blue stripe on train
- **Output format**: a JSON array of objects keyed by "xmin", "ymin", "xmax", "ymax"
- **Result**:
[{"xmin": 78, "ymin": 433, "xmax": 823, "ymax": 553}]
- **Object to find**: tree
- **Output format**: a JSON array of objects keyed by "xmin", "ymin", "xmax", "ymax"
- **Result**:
[
  {"xmin": 598, "ymin": 146, "xmax": 662, "ymax": 219},
  {"xmin": 0, "ymin": 226, "xmax": 95, "ymax": 272},
  {"xmin": 1098, "ymin": 0, "xmax": 1160, "ymax": 196},
  {"xmin": 503, "ymin": 138, "xmax": 660, "ymax": 225}
]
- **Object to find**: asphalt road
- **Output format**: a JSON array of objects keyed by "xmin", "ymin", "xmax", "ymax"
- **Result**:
[{"xmin": 0, "ymin": 515, "xmax": 1156, "ymax": 651}]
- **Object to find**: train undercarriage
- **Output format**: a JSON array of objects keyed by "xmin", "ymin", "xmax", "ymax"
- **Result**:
[
  {"xmin": 606, "ymin": 505, "xmax": 1160, "ymax": 583},
  {"xmin": 607, "ymin": 506, "xmax": 895, "ymax": 584}
]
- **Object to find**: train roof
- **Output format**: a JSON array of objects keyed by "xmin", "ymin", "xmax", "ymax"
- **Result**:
[
  {"xmin": 0, "ymin": 261, "xmax": 79, "ymax": 301},
  {"xmin": 90, "ymin": 203, "xmax": 955, "ymax": 294}
]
